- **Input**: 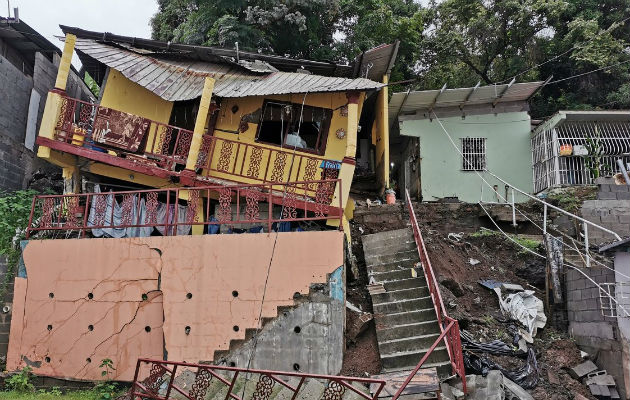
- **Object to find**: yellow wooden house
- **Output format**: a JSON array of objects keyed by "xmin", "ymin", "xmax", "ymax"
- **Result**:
[{"xmin": 35, "ymin": 26, "xmax": 397, "ymax": 236}]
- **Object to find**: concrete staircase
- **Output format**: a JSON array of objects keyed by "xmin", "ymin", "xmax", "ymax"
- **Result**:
[{"xmin": 362, "ymin": 228, "xmax": 451, "ymax": 376}]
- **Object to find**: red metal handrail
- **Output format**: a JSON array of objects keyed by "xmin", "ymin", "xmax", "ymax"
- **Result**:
[
  {"xmin": 130, "ymin": 358, "xmax": 386, "ymax": 400},
  {"xmin": 391, "ymin": 190, "xmax": 466, "ymax": 398},
  {"xmin": 25, "ymin": 180, "xmax": 343, "ymax": 239}
]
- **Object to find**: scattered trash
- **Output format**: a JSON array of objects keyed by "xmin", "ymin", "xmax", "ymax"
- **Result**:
[
  {"xmin": 479, "ymin": 279, "xmax": 502, "ymax": 290},
  {"xmin": 346, "ymin": 301, "xmax": 363, "ymax": 313},
  {"xmin": 469, "ymin": 258, "xmax": 481, "ymax": 265},
  {"xmin": 501, "ymin": 283, "xmax": 525, "ymax": 292},
  {"xmin": 464, "ymin": 348, "xmax": 539, "ymax": 389},
  {"xmin": 461, "ymin": 330, "xmax": 526, "ymax": 357},
  {"xmin": 448, "ymin": 232, "xmax": 464, "ymax": 242},
  {"xmin": 358, "ymin": 226, "xmax": 364, "ymax": 234},
  {"xmin": 367, "ymin": 283, "xmax": 385, "ymax": 295},
  {"xmin": 494, "ymin": 287, "xmax": 547, "ymax": 339}
]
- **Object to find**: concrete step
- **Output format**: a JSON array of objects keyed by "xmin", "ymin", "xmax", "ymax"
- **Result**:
[
  {"xmin": 368, "ymin": 268, "xmax": 419, "ymax": 283},
  {"xmin": 384, "ymin": 361, "xmax": 453, "ymax": 378},
  {"xmin": 372, "ymin": 287, "xmax": 430, "ymax": 305},
  {"xmin": 365, "ymin": 250, "xmax": 419, "ymax": 268},
  {"xmin": 367, "ymin": 259, "xmax": 420, "ymax": 274},
  {"xmin": 375, "ymin": 308, "xmax": 437, "ymax": 327},
  {"xmin": 378, "ymin": 333, "xmax": 442, "ymax": 354},
  {"xmin": 376, "ymin": 320, "xmax": 441, "ymax": 341},
  {"xmin": 383, "ymin": 278, "xmax": 428, "ymax": 291},
  {"xmin": 361, "ymin": 228, "xmax": 413, "ymax": 246},
  {"xmin": 363, "ymin": 238, "xmax": 416, "ymax": 254},
  {"xmin": 373, "ymin": 296, "xmax": 433, "ymax": 314},
  {"xmin": 381, "ymin": 347, "xmax": 450, "ymax": 371}
]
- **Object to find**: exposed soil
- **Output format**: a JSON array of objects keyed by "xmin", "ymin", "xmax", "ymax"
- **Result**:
[{"xmin": 342, "ymin": 199, "xmax": 595, "ymax": 399}]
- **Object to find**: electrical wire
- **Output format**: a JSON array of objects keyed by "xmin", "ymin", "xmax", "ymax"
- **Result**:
[{"xmin": 479, "ymin": 202, "xmax": 630, "ymax": 317}]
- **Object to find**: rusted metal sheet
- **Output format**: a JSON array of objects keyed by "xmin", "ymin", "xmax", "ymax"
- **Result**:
[{"xmin": 74, "ymin": 39, "xmax": 384, "ymax": 101}]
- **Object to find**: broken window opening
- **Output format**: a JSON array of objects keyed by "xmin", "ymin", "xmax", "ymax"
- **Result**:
[
  {"xmin": 256, "ymin": 100, "xmax": 331, "ymax": 155},
  {"xmin": 461, "ymin": 137, "xmax": 486, "ymax": 171}
]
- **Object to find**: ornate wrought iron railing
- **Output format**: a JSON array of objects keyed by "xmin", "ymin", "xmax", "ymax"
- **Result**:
[
  {"xmin": 54, "ymin": 95, "xmax": 194, "ymax": 170},
  {"xmin": 391, "ymin": 190, "xmax": 466, "ymax": 398},
  {"xmin": 25, "ymin": 180, "xmax": 343, "ymax": 239},
  {"xmin": 129, "ymin": 358, "xmax": 386, "ymax": 400}
]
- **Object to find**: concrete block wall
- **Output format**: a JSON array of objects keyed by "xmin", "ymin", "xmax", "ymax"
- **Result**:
[
  {"xmin": 0, "ymin": 256, "xmax": 15, "ymax": 358},
  {"xmin": 566, "ymin": 265, "xmax": 626, "ymax": 398},
  {"xmin": 0, "ymin": 53, "xmax": 33, "ymax": 144},
  {"xmin": 581, "ymin": 194, "xmax": 630, "ymax": 245}
]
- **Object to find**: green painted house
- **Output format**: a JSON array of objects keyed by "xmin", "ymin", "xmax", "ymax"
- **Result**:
[{"xmin": 388, "ymin": 82, "xmax": 544, "ymax": 203}]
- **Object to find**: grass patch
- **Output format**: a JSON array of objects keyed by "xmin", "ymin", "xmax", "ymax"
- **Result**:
[
  {"xmin": 0, "ymin": 390, "xmax": 96, "ymax": 400},
  {"xmin": 469, "ymin": 228, "xmax": 541, "ymax": 256}
]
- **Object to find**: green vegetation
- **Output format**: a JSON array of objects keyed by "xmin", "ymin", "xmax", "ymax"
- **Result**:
[
  {"xmin": 0, "ymin": 390, "xmax": 95, "ymax": 400},
  {"xmin": 547, "ymin": 186, "xmax": 597, "ymax": 213},
  {"xmin": 5, "ymin": 367, "xmax": 35, "ymax": 393},
  {"xmin": 92, "ymin": 359, "xmax": 118, "ymax": 400},
  {"xmin": 0, "ymin": 190, "xmax": 39, "ymax": 306},
  {"xmin": 151, "ymin": 0, "xmax": 630, "ymax": 116},
  {"xmin": 469, "ymin": 228, "xmax": 542, "ymax": 256},
  {"xmin": 83, "ymin": 73, "xmax": 100, "ymax": 98}
]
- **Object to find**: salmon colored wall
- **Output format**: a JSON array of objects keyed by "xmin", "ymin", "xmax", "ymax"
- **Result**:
[{"xmin": 7, "ymin": 231, "xmax": 343, "ymax": 381}]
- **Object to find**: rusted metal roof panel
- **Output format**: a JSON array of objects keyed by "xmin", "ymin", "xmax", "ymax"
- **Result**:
[{"xmin": 74, "ymin": 39, "xmax": 383, "ymax": 101}]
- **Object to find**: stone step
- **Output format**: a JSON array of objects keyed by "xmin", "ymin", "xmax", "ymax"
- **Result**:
[
  {"xmin": 373, "ymin": 296, "xmax": 433, "ymax": 314},
  {"xmin": 364, "ymin": 240, "xmax": 417, "ymax": 258},
  {"xmin": 361, "ymin": 228, "xmax": 413, "ymax": 246},
  {"xmin": 381, "ymin": 347, "xmax": 450, "ymax": 371},
  {"xmin": 365, "ymin": 250, "xmax": 419, "ymax": 268},
  {"xmin": 372, "ymin": 287, "xmax": 430, "ymax": 305},
  {"xmin": 368, "ymin": 268, "xmax": 419, "ymax": 283},
  {"xmin": 384, "ymin": 361, "xmax": 453, "ymax": 378},
  {"xmin": 375, "ymin": 308, "xmax": 437, "ymax": 328},
  {"xmin": 383, "ymin": 278, "xmax": 428, "ymax": 291},
  {"xmin": 367, "ymin": 259, "xmax": 420, "ymax": 274},
  {"xmin": 378, "ymin": 333, "xmax": 442, "ymax": 354},
  {"xmin": 376, "ymin": 320, "xmax": 441, "ymax": 341}
]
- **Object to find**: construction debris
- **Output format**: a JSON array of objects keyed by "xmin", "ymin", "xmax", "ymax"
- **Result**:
[
  {"xmin": 494, "ymin": 288, "xmax": 547, "ymax": 339},
  {"xmin": 569, "ymin": 360, "xmax": 598, "ymax": 380}
]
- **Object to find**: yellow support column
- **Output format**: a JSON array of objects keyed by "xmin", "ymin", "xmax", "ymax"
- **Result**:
[
  {"xmin": 38, "ymin": 34, "xmax": 76, "ymax": 160},
  {"xmin": 375, "ymin": 74, "xmax": 390, "ymax": 193},
  {"xmin": 55, "ymin": 34, "xmax": 77, "ymax": 90},
  {"xmin": 185, "ymin": 77, "xmax": 216, "ymax": 172},
  {"xmin": 62, "ymin": 166, "xmax": 80, "ymax": 194}
]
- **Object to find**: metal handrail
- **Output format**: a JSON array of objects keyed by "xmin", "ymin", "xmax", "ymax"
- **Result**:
[
  {"xmin": 394, "ymin": 190, "xmax": 466, "ymax": 397},
  {"xmin": 25, "ymin": 180, "xmax": 344, "ymax": 238},
  {"xmin": 131, "ymin": 358, "xmax": 387, "ymax": 400}
]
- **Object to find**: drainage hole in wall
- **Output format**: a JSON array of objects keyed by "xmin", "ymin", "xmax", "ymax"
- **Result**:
[
  {"xmin": 228, "ymin": 361, "xmax": 236, "ymax": 367},
  {"xmin": 233, "ymin": 325, "xmax": 239, "ymax": 332},
  {"xmin": 186, "ymin": 293, "xmax": 192, "ymax": 299},
  {"xmin": 185, "ymin": 326, "xmax": 191, "ymax": 335},
  {"xmin": 293, "ymin": 292, "xmax": 301, "ymax": 299},
  {"xmin": 293, "ymin": 363, "xmax": 300, "ymax": 371},
  {"xmin": 47, "ymin": 324, "xmax": 52, "ymax": 331},
  {"xmin": 293, "ymin": 326, "xmax": 301, "ymax": 334},
  {"xmin": 145, "ymin": 326, "xmax": 151, "ymax": 332},
  {"xmin": 48, "ymin": 293, "xmax": 54, "ymax": 299},
  {"xmin": 232, "ymin": 290, "xmax": 238, "ymax": 298},
  {"xmin": 142, "ymin": 293, "xmax": 148, "ymax": 301},
  {"xmin": 86, "ymin": 358, "xmax": 91, "ymax": 363},
  {"xmin": 88, "ymin": 325, "xmax": 94, "ymax": 331},
  {"xmin": 87, "ymin": 292, "xmax": 94, "ymax": 300},
  {"xmin": 45, "ymin": 357, "xmax": 51, "ymax": 363}
]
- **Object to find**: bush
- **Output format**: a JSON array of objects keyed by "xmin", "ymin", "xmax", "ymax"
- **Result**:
[{"xmin": 6, "ymin": 366, "xmax": 35, "ymax": 392}]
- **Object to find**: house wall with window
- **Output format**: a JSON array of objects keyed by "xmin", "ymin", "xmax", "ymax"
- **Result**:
[{"xmin": 399, "ymin": 112, "xmax": 533, "ymax": 203}]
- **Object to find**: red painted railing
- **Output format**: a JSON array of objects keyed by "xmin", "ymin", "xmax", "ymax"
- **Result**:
[
  {"xmin": 54, "ymin": 95, "xmax": 194, "ymax": 170},
  {"xmin": 129, "ymin": 358, "xmax": 386, "ymax": 400},
  {"xmin": 25, "ymin": 180, "xmax": 343, "ymax": 239},
  {"xmin": 392, "ymin": 190, "xmax": 466, "ymax": 398}
]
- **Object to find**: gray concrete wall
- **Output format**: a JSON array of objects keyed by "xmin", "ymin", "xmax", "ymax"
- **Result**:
[
  {"xmin": 566, "ymin": 265, "xmax": 627, "ymax": 398},
  {"xmin": 0, "ymin": 256, "xmax": 15, "ymax": 360}
]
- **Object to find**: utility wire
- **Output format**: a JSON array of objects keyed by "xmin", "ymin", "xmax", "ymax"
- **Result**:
[
  {"xmin": 430, "ymin": 110, "xmax": 629, "ymax": 280},
  {"xmin": 497, "ymin": 15, "xmax": 630, "ymax": 84}
]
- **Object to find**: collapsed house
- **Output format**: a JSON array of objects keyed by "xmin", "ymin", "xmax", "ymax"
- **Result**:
[{"xmin": 6, "ymin": 26, "xmax": 400, "ymax": 381}]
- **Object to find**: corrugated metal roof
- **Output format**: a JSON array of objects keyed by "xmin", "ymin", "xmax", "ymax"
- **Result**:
[
  {"xmin": 75, "ymin": 38, "xmax": 383, "ymax": 101},
  {"xmin": 388, "ymin": 81, "xmax": 545, "ymax": 120}
]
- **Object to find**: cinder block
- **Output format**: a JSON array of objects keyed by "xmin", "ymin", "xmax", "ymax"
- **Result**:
[
  {"xmin": 617, "ymin": 192, "xmax": 630, "ymax": 200},
  {"xmin": 599, "ymin": 184, "xmax": 613, "ymax": 192},
  {"xmin": 610, "ymin": 185, "xmax": 630, "ymax": 192},
  {"xmin": 598, "ymin": 192, "xmax": 618, "ymax": 200}
]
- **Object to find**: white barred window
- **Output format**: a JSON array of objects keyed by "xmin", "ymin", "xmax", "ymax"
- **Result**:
[{"xmin": 461, "ymin": 138, "xmax": 486, "ymax": 171}]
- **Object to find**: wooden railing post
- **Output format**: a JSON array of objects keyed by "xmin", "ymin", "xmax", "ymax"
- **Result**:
[{"xmin": 185, "ymin": 77, "xmax": 216, "ymax": 173}]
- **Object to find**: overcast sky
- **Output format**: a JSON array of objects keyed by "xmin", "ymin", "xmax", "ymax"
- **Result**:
[{"xmin": 4, "ymin": 0, "xmax": 158, "ymax": 67}]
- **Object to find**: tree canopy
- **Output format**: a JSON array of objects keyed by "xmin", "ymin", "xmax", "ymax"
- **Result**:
[{"xmin": 151, "ymin": 0, "xmax": 630, "ymax": 117}]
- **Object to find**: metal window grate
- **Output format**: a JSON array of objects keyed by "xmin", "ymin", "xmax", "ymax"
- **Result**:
[
  {"xmin": 599, "ymin": 281, "xmax": 630, "ymax": 318},
  {"xmin": 461, "ymin": 138, "xmax": 486, "ymax": 171}
]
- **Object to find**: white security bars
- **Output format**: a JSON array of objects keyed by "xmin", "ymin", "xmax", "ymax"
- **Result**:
[
  {"xmin": 532, "ymin": 118, "xmax": 630, "ymax": 193},
  {"xmin": 461, "ymin": 137, "xmax": 486, "ymax": 171}
]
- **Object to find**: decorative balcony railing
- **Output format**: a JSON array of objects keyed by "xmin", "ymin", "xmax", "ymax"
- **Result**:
[
  {"xmin": 54, "ymin": 95, "xmax": 194, "ymax": 170},
  {"xmin": 48, "ymin": 95, "xmax": 344, "ymax": 201},
  {"xmin": 25, "ymin": 180, "xmax": 343, "ymax": 239},
  {"xmin": 128, "ymin": 358, "xmax": 386, "ymax": 400}
]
